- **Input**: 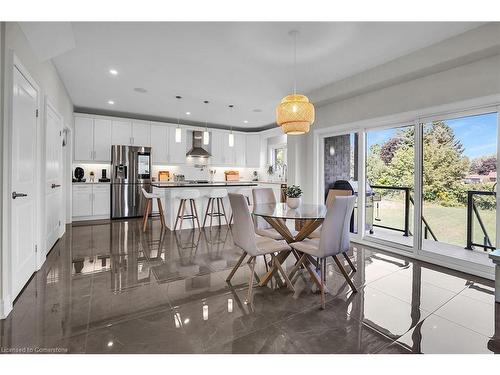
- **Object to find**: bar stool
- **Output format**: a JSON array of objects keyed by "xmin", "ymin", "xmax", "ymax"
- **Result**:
[
  {"xmin": 229, "ymin": 188, "xmax": 251, "ymax": 224},
  {"xmin": 141, "ymin": 188, "xmax": 166, "ymax": 232},
  {"xmin": 174, "ymin": 189, "xmax": 201, "ymax": 231},
  {"xmin": 203, "ymin": 188, "xmax": 229, "ymax": 227}
]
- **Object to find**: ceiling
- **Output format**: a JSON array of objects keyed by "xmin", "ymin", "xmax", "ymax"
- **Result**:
[{"xmin": 42, "ymin": 22, "xmax": 483, "ymax": 130}]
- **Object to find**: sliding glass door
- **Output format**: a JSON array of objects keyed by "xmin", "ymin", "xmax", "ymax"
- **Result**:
[
  {"xmin": 421, "ymin": 111, "xmax": 498, "ymax": 254},
  {"xmin": 364, "ymin": 124, "xmax": 415, "ymax": 247}
]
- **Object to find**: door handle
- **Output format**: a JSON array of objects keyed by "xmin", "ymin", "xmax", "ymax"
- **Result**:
[
  {"xmin": 12, "ymin": 191, "xmax": 28, "ymax": 199},
  {"xmin": 51, "ymin": 183, "xmax": 61, "ymax": 188}
]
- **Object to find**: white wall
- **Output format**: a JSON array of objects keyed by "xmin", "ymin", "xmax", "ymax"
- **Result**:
[
  {"xmin": 0, "ymin": 22, "xmax": 74, "ymax": 319},
  {"xmin": 290, "ymin": 52, "xmax": 500, "ymax": 204},
  {"xmin": 0, "ymin": 22, "xmax": 6, "ymax": 318}
]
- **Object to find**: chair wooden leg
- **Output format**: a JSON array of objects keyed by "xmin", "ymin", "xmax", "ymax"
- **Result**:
[
  {"xmin": 210, "ymin": 197, "xmax": 214, "ymax": 227},
  {"xmin": 189, "ymin": 199, "xmax": 195, "ymax": 228},
  {"xmin": 320, "ymin": 259, "xmax": 326, "ymax": 309},
  {"xmin": 263, "ymin": 254, "xmax": 269, "ymax": 272},
  {"xmin": 333, "ymin": 255, "xmax": 357, "ymax": 293},
  {"xmin": 216, "ymin": 198, "xmax": 222, "ymax": 226},
  {"xmin": 226, "ymin": 252, "xmax": 247, "ymax": 282},
  {"xmin": 202, "ymin": 198, "xmax": 212, "ymax": 227},
  {"xmin": 288, "ymin": 253, "xmax": 307, "ymax": 281},
  {"xmin": 142, "ymin": 199, "xmax": 151, "ymax": 232},
  {"xmin": 174, "ymin": 198, "xmax": 183, "ymax": 230},
  {"xmin": 246, "ymin": 256, "xmax": 256, "ymax": 304},
  {"xmin": 343, "ymin": 252, "xmax": 356, "ymax": 272},
  {"xmin": 157, "ymin": 198, "xmax": 166, "ymax": 228},
  {"xmin": 192, "ymin": 199, "xmax": 201, "ymax": 229},
  {"xmin": 220, "ymin": 199, "xmax": 229, "ymax": 226},
  {"xmin": 178, "ymin": 199, "xmax": 186, "ymax": 231},
  {"xmin": 273, "ymin": 254, "xmax": 295, "ymax": 292}
]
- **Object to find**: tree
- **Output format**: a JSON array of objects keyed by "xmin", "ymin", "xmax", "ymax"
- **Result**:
[{"xmin": 470, "ymin": 155, "xmax": 496, "ymax": 175}]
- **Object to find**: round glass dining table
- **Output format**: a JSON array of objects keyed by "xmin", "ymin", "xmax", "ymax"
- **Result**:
[
  {"xmin": 252, "ymin": 203, "xmax": 327, "ymax": 243},
  {"xmin": 252, "ymin": 203, "xmax": 326, "ymax": 286}
]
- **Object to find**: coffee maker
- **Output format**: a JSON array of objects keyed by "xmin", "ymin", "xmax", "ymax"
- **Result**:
[{"xmin": 99, "ymin": 169, "xmax": 110, "ymax": 182}]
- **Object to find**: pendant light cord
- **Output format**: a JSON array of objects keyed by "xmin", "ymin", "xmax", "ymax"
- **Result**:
[{"xmin": 293, "ymin": 31, "xmax": 297, "ymax": 95}]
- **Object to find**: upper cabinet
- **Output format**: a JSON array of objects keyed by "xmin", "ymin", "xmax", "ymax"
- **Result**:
[
  {"xmin": 93, "ymin": 119, "xmax": 112, "ymax": 161},
  {"xmin": 150, "ymin": 123, "xmax": 169, "ymax": 164},
  {"xmin": 111, "ymin": 120, "xmax": 132, "ymax": 145},
  {"xmin": 74, "ymin": 117, "xmax": 94, "ymax": 161},
  {"xmin": 210, "ymin": 131, "xmax": 247, "ymax": 167},
  {"xmin": 74, "ymin": 116, "xmax": 112, "ymax": 162},
  {"xmin": 132, "ymin": 121, "xmax": 151, "ymax": 147},
  {"xmin": 245, "ymin": 134, "xmax": 261, "ymax": 168},
  {"xmin": 111, "ymin": 120, "xmax": 151, "ymax": 147},
  {"xmin": 73, "ymin": 114, "xmax": 264, "ymax": 168},
  {"xmin": 167, "ymin": 126, "xmax": 187, "ymax": 164}
]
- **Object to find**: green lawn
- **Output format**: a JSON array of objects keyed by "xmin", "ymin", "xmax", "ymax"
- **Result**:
[{"xmin": 371, "ymin": 198, "xmax": 496, "ymax": 249}]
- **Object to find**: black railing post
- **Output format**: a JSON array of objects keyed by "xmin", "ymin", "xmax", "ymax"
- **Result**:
[
  {"xmin": 466, "ymin": 191, "xmax": 473, "ymax": 250},
  {"xmin": 403, "ymin": 187, "xmax": 410, "ymax": 237}
]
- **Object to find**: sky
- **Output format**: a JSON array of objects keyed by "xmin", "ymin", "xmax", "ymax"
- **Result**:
[{"xmin": 366, "ymin": 112, "xmax": 498, "ymax": 159}]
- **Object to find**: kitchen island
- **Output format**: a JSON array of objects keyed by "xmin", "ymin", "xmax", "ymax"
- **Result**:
[{"xmin": 151, "ymin": 181, "xmax": 263, "ymax": 230}]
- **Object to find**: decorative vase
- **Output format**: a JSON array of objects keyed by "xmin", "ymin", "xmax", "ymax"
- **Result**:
[{"xmin": 287, "ymin": 197, "xmax": 301, "ymax": 209}]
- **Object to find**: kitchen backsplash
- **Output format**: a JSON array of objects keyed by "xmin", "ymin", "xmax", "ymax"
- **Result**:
[{"xmin": 72, "ymin": 163, "xmax": 272, "ymax": 182}]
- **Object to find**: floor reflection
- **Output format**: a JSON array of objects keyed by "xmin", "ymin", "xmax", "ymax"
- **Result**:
[{"xmin": 0, "ymin": 218, "xmax": 498, "ymax": 354}]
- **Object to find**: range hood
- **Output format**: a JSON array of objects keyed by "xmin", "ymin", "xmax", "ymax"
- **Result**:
[{"xmin": 186, "ymin": 131, "xmax": 211, "ymax": 158}]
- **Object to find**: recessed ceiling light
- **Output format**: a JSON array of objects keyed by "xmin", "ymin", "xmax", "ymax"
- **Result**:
[
  {"xmin": 107, "ymin": 100, "xmax": 115, "ymax": 105},
  {"xmin": 185, "ymin": 112, "xmax": 191, "ymax": 115},
  {"xmin": 243, "ymin": 120, "xmax": 248, "ymax": 124},
  {"xmin": 134, "ymin": 87, "xmax": 147, "ymax": 93},
  {"xmin": 109, "ymin": 69, "xmax": 118, "ymax": 76}
]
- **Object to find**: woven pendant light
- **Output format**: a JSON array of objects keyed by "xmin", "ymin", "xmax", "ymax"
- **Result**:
[{"xmin": 276, "ymin": 30, "xmax": 315, "ymax": 135}]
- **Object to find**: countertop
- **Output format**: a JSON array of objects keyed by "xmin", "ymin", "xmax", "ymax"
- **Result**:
[
  {"xmin": 72, "ymin": 181, "xmax": 111, "ymax": 185},
  {"xmin": 151, "ymin": 181, "xmax": 259, "ymax": 188}
]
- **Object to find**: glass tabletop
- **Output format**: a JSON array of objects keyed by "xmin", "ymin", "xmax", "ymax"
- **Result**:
[{"xmin": 252, "ymin": 203, "xmax": 327, "ymax": 220}]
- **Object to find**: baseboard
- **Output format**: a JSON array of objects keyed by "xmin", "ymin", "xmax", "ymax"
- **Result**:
[{"xmin": 0, "ymin": 295, "xmax": 13, "ymax": 320}]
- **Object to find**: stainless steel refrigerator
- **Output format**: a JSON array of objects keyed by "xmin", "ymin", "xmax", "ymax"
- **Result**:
[{"xmin": 111, "ymin": 145, "xmax": 152, "ymax": 219}]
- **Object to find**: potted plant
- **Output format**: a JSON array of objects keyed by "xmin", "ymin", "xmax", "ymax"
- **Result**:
[{"xmin": 285, "ymin": 185, "xmax": 302, "ymax": 209}]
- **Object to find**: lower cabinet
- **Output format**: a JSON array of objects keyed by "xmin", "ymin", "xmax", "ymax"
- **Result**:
[{"xmin": 72, "ymin": 184, "xmax": 110, "ymax": 221}]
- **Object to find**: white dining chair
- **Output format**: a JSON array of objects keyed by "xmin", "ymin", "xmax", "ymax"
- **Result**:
[
  {"xmin": 227, "ymin": 193, "xmax": 295, "ymax": 303},
  {"xmin": 251, "ymin": 188, "xmax": 283, "ymax": 240},
  {"xmin": 289, "ymin": 195, "xmax": 357, "ymax": 309}
]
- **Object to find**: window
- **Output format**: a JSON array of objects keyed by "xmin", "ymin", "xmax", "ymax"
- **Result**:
[
  {"xmin": 269, "ymin": 144, "xmax": 287, "ymax": 180},
  {"xmin": 365, "ymin": 124, "xmax": 415, "ymax": 247},
  {"xmin": 421, "ymin": 112, "xmax": 498, "ymax": 253}
]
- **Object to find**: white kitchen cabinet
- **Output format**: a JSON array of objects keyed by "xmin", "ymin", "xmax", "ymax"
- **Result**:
[
  {"xmin": 112, "ymin": 120, "xmax": 132, "ymax": 145},
  {"xmin": 245, "ymin": 134, "xmax": 261, "ymax": 167},
  {"xmin": 92, "ymin": 184, "xmax": 111, "ymax": 216},
  {"xmin": 72, "ymin": 184, "xmax": 110, "ymax": 220},
  {"xmin": 210, "ymin": 131, "xmax": 225, "ymax": 165},
  {"xmin": 132, "ymin": 121, "xmax": 151, "ymax": 147},
  {"xmin": 168, "ymin": 127, "xmax": 187, "ymax": 164},
  {"xmin": 72, "ymin": 185, "xmax": 93, "ymax": 218},
  {"xmin": 93, "ymin": 119, "xmax": 112, "ymax": 161},
  {"xmin": 74, "ymin": 117, "xmax": 94, "ymax": 161},
  {"xmin": 150, "ymin": 124, "xmax": 169, "ymax": 164},
  {"xmin": 234, "ymin": 133, "xmax": 246, "ymax": 166}
]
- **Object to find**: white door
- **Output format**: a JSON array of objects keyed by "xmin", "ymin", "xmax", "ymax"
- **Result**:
[
  {"xmin": 132, "ymin": 121, "xmax": 151, "ymax": 147},
  {"xmin": 150, "ymin": 124, "xmax": 169, "ymax": 163},
  {"xmin": 112, "ymin": 120, "xmax": 132, "ymax": 145},
  {"xmin": 45, "ymin": 101, "xmax": 64, "ymax": 251},
  {"xmin": 93, "ymin": 119, "xmax": 112, "ymax": 161},
  {"xmin": 11, "ymin": 66, "xmax": 38, "ymax": 298},
  {"xmin": 74, "ymin": 117, "xmax": 93, "ymax": 161}
]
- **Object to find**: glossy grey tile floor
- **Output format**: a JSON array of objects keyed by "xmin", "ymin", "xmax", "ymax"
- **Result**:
[{"xmin": 1, "ymin": 218, "xmax": 499, "ymax": 354}]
